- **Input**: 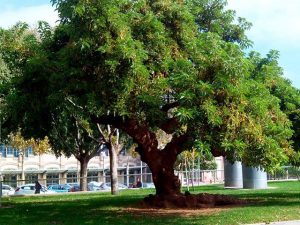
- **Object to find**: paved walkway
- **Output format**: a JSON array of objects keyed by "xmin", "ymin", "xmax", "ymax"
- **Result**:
[{"xmin": 247, "ymin": 221, "xmax": 300, "ymax": 225}]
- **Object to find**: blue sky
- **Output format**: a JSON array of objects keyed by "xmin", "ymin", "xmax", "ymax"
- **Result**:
[
  {"xmin": 0, "ymin": 0, "xmax": 51, "ymax": 10},
  {"xmin": 227, "ymin": 0, "xmax": 300, "ymax": 88},
  {"xmin": 0, "ymin": 0, "xmax": 58, "ymax": 28},
  {"xmin": 0, "ymin": 0, "xmax": 299, "ymax": 88}
]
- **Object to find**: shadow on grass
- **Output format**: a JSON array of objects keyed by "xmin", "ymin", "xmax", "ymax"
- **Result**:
[{"xmin": 1, "ymin": 182, "xmax": 299, "ymax": 225}]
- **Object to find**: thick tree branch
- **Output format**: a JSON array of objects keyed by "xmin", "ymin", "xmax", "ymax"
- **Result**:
[
  {"xmin": 159, "ymin": 117, "xmax": 180, "ymax": 134},
  {"xmin": 91, "ymin": 115, "xmax": 160, "ymax": 161},
  {"xmin": 163, "ymin": 133, "xmax": 192, "ymax": 157},
  {"xmin": 161, "ymin": 101, "xmax": 180, "ymax": 112},
  {"xmin": 96, "ymin": 123, "xmax": 107, "ymax": 142}
]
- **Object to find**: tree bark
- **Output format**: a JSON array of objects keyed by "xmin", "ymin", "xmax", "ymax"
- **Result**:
[
  {"xmin": 148, "ymin": 153, "xmax": 181, "ymax": 196},
  {"xmin": 107, "ymin": 142, "xmax": 118, "ymax": 195},
  {"xmin": 79, "ymin": 158, "xmax": 89, "ymax": 191}
]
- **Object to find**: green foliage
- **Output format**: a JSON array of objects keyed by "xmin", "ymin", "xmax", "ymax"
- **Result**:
[
  {"xmin": 187, "ymin": 0, "xmax": 253, "ymax": 48},
  {"xmin": 249, "ymin": 50, "xmax": 300, "ymax": 166},
  {"xmin": 0, "ymin": 0, "xmax": 298, "ymax": 175},
  {"xmin": 0, "ymin": 56, "xmax": 11, "ymax": 85}
]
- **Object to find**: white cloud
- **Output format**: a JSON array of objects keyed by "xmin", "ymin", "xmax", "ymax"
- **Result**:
[{"xmin": 0, "ymin": 4, "xmax": 59, "ymax": 28}]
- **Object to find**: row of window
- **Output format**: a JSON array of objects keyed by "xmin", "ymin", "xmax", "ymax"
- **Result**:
[
  {"xmin": 0, "ymin": 145, "xmax": 33, "ymax": 158},
  {"xmin": 2, "ymin": 172, "xmax": 99, "ymax": 187}
]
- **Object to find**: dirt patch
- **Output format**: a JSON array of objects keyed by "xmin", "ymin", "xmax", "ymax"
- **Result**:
[
  {"xmin": 123, "ymin": 193, "xmax": 249, "ymax": 218},
  {"xmin": 124, "ymin": 206, "xmax": 229, "ymax": 218},
  {"xmin": 140, "ymin": 192, "xmax": 247, "ymax": 209}
]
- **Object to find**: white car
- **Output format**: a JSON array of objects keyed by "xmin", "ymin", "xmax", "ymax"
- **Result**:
[
  {"xmin": 14, "ymin": 184, "xmax": 56, "ymax": 195},
  {"xmin": 141, "ymin": 182, "xmax": 155, "ymax": 188},
  {"xmin": 1, "ymin": 184, "xmax": 15, "ymax": 196},
  {"xmin": 87, "ymin": 181, "xmax": 103, "ymax": 191},
  {"xmin": 99, "ymin": 182, "xmax": 128, "ymax": 190}
]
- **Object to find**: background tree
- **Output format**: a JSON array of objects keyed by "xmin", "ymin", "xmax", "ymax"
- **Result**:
[
  {"xmin": 9, "ymin": 131, "xmax": 50, "ymax": 184},
  {"xmin": 248, "ymin": 50, "xmax": 300, "ymax": 166},
  {"xmin": 94, "ymin": 125, "xmax": 127, "ymax": 195},
  {"xmin": 0, "ymin": 23, "xmax": 102, "ymax": 191}
]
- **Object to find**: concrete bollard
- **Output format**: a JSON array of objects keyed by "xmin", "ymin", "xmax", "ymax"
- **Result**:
[
  {"xmin": 224, "ymin": 160, "xmax": 243, "ymax": 188},
  {"xmin": 242, "ymin": 165, "xmax": 267, "ymax": 189}
]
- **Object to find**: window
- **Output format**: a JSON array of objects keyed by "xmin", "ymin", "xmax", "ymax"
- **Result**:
[
  {"xmin": 23, "ymin": 186, "xmax": 32, "ymax": 190},
  {"xmin": 2, "ymin": 186, "xmax": 10, "ymax": 190},
  {"xmin": 2, "ymin": 174, "xmax": 17, "ymax": 187},
  {"xmin": 26, "ymin": 174, "xmax": 38, "ymax": 184},
  {"xmin": 67, "ymin": 173, "xmax": 77, "ymax": 183},
  {"xmin": 26, "ymin": 147, "xmax": 33, "ymax": 157},
  {"xmin": 0, "ymin": 145, "xmax": 6, "ymax": 157},
  {"xmin": 13, "ymin": 148, "xmax": 19, "ymax": 157},
  {"xmin": 46, "ymin": 174, "xmax": 59, "ymax": 186},
  {"xmin": 87, "ymin": 172, "xmax": 98, "ymax": 182},
  {"xmin": 6, "ymin": 146, "xmax": 13, "ymax": 156}
]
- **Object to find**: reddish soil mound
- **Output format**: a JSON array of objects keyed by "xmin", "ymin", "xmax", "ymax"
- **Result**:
[{"xmin": 141, "ymin": 192, "xmax": 245, "ymax": 208}]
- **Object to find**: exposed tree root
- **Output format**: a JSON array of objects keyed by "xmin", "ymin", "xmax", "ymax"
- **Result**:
[{"xmin": 141, "ymin": 192, "xmax": 246, "ymax": 209}]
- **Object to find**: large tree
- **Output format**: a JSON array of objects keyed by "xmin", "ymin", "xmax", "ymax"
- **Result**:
[
  {"xmin": 47, "ymin": 0, "xmax": 292, "ymax": 196},
  {"xmin": 1, "ymin": 0, "xmax": 295, "ymax": 205}
]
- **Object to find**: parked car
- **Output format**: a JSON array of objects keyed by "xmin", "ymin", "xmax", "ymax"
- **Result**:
[
  {"xmin": 47, "ymin": 184, "xmax": 73, "ymax": 193},
  {"xmin": 87, "ymin": 181, "xmax": 102, "ymax": 191},
  {"xmin": 14, "ymin": 184, "xmax": 56, "ymax": 195},
  {"xmin": 66, "ymin": 183, "xmax": 80, "ymax": 192},
  {"xmin": 141, "ymin": 182, "xmax": 155, "ymax": 188},
  {"xmin": 130, "ymin": 182, "xmax": 155, "ymax": 189},
  {"xmin": 99, "ymin": 182, "xmax": 128, "ymax": 190},
  {"xmin": 1, "ymin": 184, "xmax": 15, "ymax": 196}
]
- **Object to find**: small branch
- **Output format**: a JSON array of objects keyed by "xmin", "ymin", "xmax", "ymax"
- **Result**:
[{"xmin": 66, "ymin": 97, "xmax": 84, "ymax": 110}]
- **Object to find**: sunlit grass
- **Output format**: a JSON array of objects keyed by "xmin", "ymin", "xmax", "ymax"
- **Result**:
[{"xmin": 0, "ymin": 181, "xmax": 299, "ymax": 225}]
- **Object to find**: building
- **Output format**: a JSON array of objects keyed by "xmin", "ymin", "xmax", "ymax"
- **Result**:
[
  {"xmin": 0, "ymin": 145, "xmax": 150, "ymax": 187},
  {"xmin": 0, "ymin": 145, "xmax": 224, "ymax": 188}
]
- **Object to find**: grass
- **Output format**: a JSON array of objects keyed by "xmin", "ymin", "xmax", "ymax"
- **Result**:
[{"xmin": 0, "ymin": 181, "xmax": 300, "ymax": 225}]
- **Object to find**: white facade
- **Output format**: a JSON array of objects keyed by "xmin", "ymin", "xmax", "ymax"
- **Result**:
[
  {"xmin": 0, "ymin": 145, "xmax": 225, "ymax": 187},
  {"xmin": 0, "ymin": 149, "xmax": 143, "ymax": 187}
]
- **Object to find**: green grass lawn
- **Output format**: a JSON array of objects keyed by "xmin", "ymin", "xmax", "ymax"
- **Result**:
[{"xmin": 0, "ymin": 181, "xmax": 299, "ymax": 225}]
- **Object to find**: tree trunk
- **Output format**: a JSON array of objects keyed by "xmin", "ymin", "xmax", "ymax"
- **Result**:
[
  {"xmin": 108, "ymin": 143, "xmax": 118, "ymax": 195},
  {"xmin": 21, "ymin": 152, "xmax": 25, "ymax": 185},
  {"xmin": 146, "ymin": 151, "xmax": 181, "ymax": 196},
  {"xmin": 79, "ymin": 158, "xmax": 89, "ymax": 191},
  {"xmin": 92, "ymin": 116, "xmax": 188, "ymax": 197}
]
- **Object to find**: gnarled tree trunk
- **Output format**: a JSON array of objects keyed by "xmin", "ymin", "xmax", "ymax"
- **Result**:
[{"xmin": 145, "ymin": 151, "xmax": 181, "ymax": 196}]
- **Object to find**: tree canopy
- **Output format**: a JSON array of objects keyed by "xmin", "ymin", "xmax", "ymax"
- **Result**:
[{"xmin": 0, "ymin": 0, "xmax": 299, "ymax": 198}]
